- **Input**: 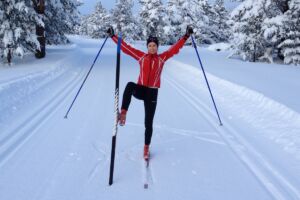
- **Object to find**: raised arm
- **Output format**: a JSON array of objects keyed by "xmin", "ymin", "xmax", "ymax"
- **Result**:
[
  {"xmin": 160, "ymin": 35, "xmax": 189, "ymax": 62},
  {"xmin": 111, "ymin": 35, "xmax": 145, "ymax": 61},
  {"xmin": 160, "ymin": 26, "xmax": 194, "ymax": 62}
]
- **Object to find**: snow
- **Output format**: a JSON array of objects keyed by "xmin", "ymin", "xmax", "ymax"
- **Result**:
[{"xmin": 0, "ymin": 35, "xmax": 299, "ymax": 199}]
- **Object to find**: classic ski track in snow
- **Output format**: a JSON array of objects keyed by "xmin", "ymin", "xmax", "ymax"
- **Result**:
[
  {"xmin": 127, "ymin": 122, "xmax": 226, "ymax": 146},
  {"xmin": 169, "ymin": 59, "xmax": 300, "ymax": 160},
  {"xmin": 0, "ymin": 57, "xmax": 88, "ymax": 168},
  {"xmin": 0, "ymin": 51, "xmax": 75, "ymax": 94},
  {"xmin": 0, "ymin": 66, "xmax": 66, "ymax": 121},
  {"xmin": 0, "ymin": 57, "xmax": 67, "ymax": 87},
  {"xmin": 165, "ymin": 75, "xmax": 300, "ymax": 200}
]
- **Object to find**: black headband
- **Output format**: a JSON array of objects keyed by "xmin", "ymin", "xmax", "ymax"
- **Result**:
[{"xmin": 147, "ymin": 36, "xmax": 159, "ymax": 47}]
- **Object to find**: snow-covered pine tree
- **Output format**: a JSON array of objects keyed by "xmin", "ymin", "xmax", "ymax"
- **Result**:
[
  {"xmin": 45, "ymin": 0, "xmax": 80, "ymax": 44},
  {"xmin": 164, "ymin": 0, "xmax": 193, "ymax": 44},
  {"xmin": 139, "ymin": 0, "xmax": 166, "ymax": 42},
  {"xmin": 0, "ymin": 0, "xmax": 43, "ymax": 63},
  {"xmin": 262, "ymin": 0, "xmax": 300, "ymax": 64},
  {"xmin": 230, "ymin": 0, "xmax": 269, "ymax": 62},
  {"xmin": 231, "ymin": 0, "xmax": 300, "ymax": 64},
  {"xmin": 259, "ymin": 0, "xmax": 283, "ymax": 62},
  {"xmin": 212, "ymin": 0, "xmax": 231, "ymax": 42},
  {"xmin": 74, "ymin": 15, "xmax": 88, "ymax": 36},
  {"xmin": 133, "ymin": 15, "xmax": 144, "ymax": 41},
  {"xmin": 111, "ymin": 0, "xmax": 139, "ymax": 42},
  {"xmin": 165, "ymin": 0, "xmax": 223, "ymax": 45},
  {"xmin": 190, "ymin": 0, "xmax": 216, "ymax": 44},
  {"xmin": 164, "ymin": 0, "xmax": 180, "ymax": 44},
  {"xmin": 68, "ymin": 0, "xmax": 82, "ymax": 34},
  {"xmin": 278, "ymin": 0, "xmax": 300, "ymax": 65},
  {"xmin": 83, "ymin": 1, "xmax": 111, "ymax": 38}
]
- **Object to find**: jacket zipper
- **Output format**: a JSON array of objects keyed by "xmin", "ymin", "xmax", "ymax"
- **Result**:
[{"xmin": 147, "ymin": 56, "xmax": 153, "ymax": 87}]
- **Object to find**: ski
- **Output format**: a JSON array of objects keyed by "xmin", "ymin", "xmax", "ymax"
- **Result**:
[
  {"xmin": 109, "ymin": 33, "xmax": 122, "ymax": 186},
  {"xmin": 144, "ymin": 158, "xmax": 150, "ymax": 189}
]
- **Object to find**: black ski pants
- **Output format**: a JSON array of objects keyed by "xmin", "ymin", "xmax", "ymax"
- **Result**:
[{"xmin": 121, "ymin": 82, "xmax": 158, "ymax": 145}]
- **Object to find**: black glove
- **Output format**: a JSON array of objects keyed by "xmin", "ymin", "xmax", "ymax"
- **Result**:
[
  {"xmin": 107, "ymin": 27, "xmax": 114, "ymax": 37},
  {"xmin": 185, "ymin": 26, "xmax": 194, "ymax": 37}
]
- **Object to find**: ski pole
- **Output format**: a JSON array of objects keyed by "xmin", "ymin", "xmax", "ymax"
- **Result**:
[
  {"xmin": 64, "ymin": 36, "xmax": 109, "ymax": 119},
  {"xmin": 191, "ymin": 35, "xmax": 223, "ymax": 126},
  {"xmin": 109, "ymin": 33, "xmax": 122, "ymax": 186}
]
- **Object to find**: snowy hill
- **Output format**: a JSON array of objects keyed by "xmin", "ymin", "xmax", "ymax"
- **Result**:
[{"xmin": 0, "ymin": 36, "xmax": 299, "ymax": 200}]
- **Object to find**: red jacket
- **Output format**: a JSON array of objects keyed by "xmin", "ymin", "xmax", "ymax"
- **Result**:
[{"xmin": 112, "ymin": 35, "xmax": 189, "ymax": 88}]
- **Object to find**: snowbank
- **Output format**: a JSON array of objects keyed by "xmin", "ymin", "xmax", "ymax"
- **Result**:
[{"xmin": 168, "ymin": 60, "xmax": 300, "ymax": 160}]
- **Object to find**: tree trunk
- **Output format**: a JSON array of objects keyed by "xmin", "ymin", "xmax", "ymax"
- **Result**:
[
  {"xmin": 275, "ymin": 0, "xmax": 290, "ymax": 61},
  {"xmin": 34, "ymin": 0, "xmax": 46, "ymax": 58},
  {"xmin": 253, "ymin": 43, "xmax": 257, "ymax": 62},
  {"xmin": 275, "ymin": 0, "xmax": 290, "ymax": 13},
  {"xmin": 7, "ymin": 49, "xmax": 12, "ymax": 65}
]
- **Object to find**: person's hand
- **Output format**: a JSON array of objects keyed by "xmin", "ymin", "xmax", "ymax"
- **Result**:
[
  {"xmin": 185, "ymin": 25, "xmax": 194, "ymax": 37},
  {"xmin": 107, "ymin": 27, "xmax": 114, "ymax": 37}
]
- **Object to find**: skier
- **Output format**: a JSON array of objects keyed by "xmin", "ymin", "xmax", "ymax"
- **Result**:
[{"xmin": 107, "ymin": 26, "xmax": 194, "ymax": 160}]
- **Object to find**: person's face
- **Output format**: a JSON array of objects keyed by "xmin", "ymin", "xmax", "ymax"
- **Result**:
[{"xmin": 147, "ymin": 42, "xmax": 158, "ymax": 54}]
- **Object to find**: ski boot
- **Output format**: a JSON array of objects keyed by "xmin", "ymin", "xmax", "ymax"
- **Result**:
[
  {"xmin": 119, "ymin": 109, "xmax": 127, "ymax": 126},
  {"xmin": 144, "ymin": 145, "xmax": 150, "ymax": 161}
]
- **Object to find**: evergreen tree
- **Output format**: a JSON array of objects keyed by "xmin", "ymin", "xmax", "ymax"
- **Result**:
[
  {"xmin": 74, "ymin": 15, "xmax": 89, "ymax": 36},
  {"xmin": 0, "ymin": 0, "xmax": 43, "ymax": 63},
  {"xmin": 82, "ymin": 2, "xmax": 110, "ymax": 38},
  {"xmin": 263, "ymin": 0, "xmax": 299, "ymax": 64},
  {"xmin": 164, "ymin": 0, "xmax": 181, "ymax": 44},
  {"xmin": 188, "ymin": 0, "xmax": 217, "ymax": 44},
  {"xmin": 230, "ymin": 0, "xmax": 270, "ymax": 62},
  {"xmin": 260, "ymin": 0, "xmax": 283, "ymax": 62},
  {"xmin": 45, "ymin": 0, "xmax": 80, "ymax": 44},
  {"xmin": 139, "ymin": 0, "xmax": 166, "ymax": 41},
  {"xmin": 278, "ymin": 0, "xmax": 300, "ymax": 65},
  {"xmin": 231, "ymin": 0, "xmax": 300, "ymax": 64},
  {"xmin": 111, "ymin": 0, "xmax": 139, "ymax": 42},
  {"xmin": 212, "ymin": 0, "xmax": 231, "ymax": 42},
  {"xmin": 165, "ymin": 0, "xmax": 224, "ymax": 45},
  {"xmin": 133, "ymin": 15, "xmax": 144, "ymax": 41},
  {"xmin": 164, "ymin": 0, "xmax": 193, "ymax": 44}
]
